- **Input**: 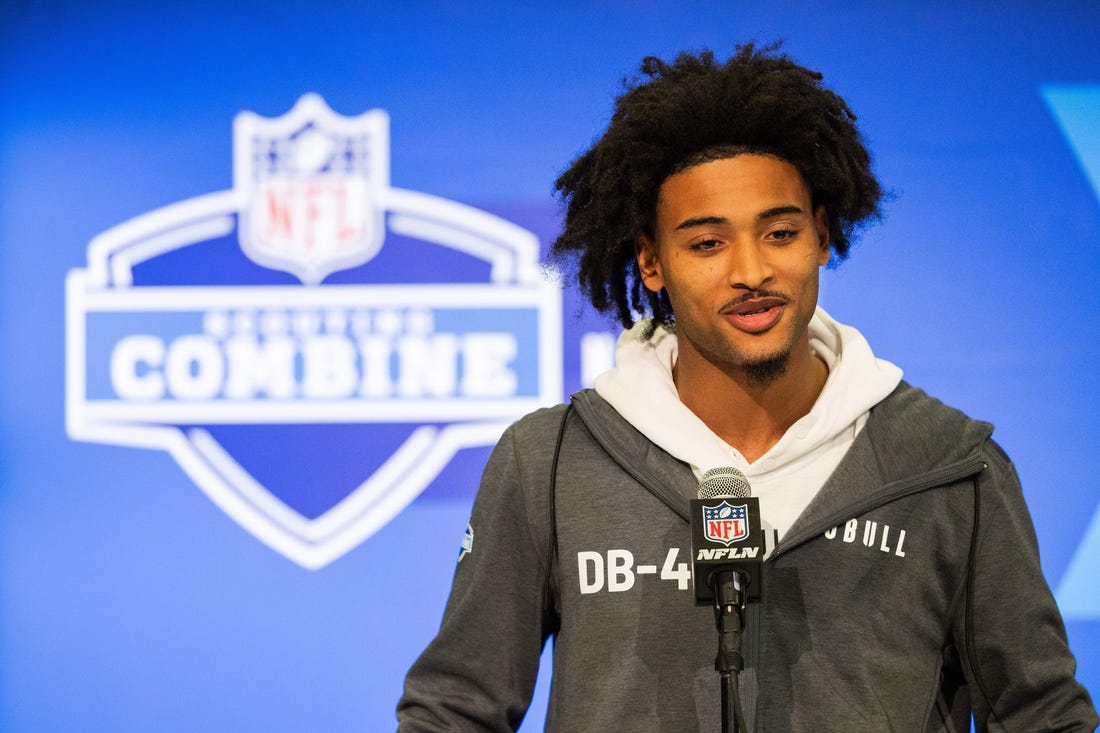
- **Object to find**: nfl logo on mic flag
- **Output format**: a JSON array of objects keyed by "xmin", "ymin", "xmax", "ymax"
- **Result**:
[
  {"xmin": 703, "ymin": 501, "xmax": 749, "ymax": 546},
  {"xmin": 691, "ymin": 495, "xmax": 764, "ymax": 604}
]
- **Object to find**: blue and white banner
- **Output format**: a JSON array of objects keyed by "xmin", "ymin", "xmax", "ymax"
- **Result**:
[{"xmin": 65, "ymin": 94, "xmax": 561, "ymax": 570}]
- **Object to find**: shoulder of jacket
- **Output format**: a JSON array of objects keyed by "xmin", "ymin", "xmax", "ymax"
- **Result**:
[
  {"xmin": 860, "ymin": 382, "xmax": 998, "ymax": 482},
  {"xmin": 506, "ymin": 401, "xmax": 573, "ymax": 442},
  {"xmin": 874, "ymin": 381, "xmax": 994, "ymax": 445}
]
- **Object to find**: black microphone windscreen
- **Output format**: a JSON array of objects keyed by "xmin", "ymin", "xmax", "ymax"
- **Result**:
[{"xmin": 697, "ymin": 466, "xmax": 751, "ymax": 499}]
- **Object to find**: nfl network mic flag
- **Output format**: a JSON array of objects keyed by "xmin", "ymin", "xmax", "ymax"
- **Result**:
[{"xmin": 691, "ymin": 496, "xmax": 764, "ymax": 605}]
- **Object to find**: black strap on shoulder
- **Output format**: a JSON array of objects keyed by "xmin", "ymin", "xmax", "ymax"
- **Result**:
[
  {"xmin": 542, "ymin": 403, "xmax": 572, "ymax": 632},
  {"xmin": 964, "ymin": 467, "xmax": 1003, "ymax": 729}
]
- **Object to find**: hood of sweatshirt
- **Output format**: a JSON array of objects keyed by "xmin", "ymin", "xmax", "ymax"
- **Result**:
[
  {"xmin": 592, "ymin": 308, "xmax": 905, "ymax": 541},
  {"xmin": 593, "ymin": 307, "xmax": 902, "ymax": 478}
]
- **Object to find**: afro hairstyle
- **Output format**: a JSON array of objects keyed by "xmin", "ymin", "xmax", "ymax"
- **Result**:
[{"xmin": 550, "ymin": 42, "xmax": 883, "ymax": 330}]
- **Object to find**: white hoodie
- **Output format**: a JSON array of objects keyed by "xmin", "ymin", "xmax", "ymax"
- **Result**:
[{"xmin": 593, "ymin": 307, "xmax": 902, "ymax": 548}]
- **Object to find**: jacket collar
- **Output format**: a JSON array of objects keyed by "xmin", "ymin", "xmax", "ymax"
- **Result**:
[{"xmin": 571, "ymin": 382, "xmax": 993, "ymax": 553}]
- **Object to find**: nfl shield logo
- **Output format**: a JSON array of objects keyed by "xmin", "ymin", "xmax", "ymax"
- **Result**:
[
  {"xmin": 65, "ymin": 93, "xmax": 562, "ymax": 570},
  {"xmin": 703, "ymin": 501, "xmax": 749, "ymax": 546},
  {"xmin": 233, "ymin": 93, "xmax": 388, "ymax": 284}
]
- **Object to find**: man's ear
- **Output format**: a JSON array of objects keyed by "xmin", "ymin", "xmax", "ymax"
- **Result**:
[
  {"xmin": 635, "ymin": 233, "xmax": 665, "ymax": 293},
  {"xmin": 813, "ymin": 205, "xmax": 831, "ymax": 266}
]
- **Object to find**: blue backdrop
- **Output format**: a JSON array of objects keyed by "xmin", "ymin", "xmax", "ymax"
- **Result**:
[{"xmin": 2, "ymin": 2, "xmax": 1098, "ymax": 730}]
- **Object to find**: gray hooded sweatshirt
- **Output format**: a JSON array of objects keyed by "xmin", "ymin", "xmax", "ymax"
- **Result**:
[{"xmin": 398, "ymin": 383, "xmax": 1097, "ymax": 731}]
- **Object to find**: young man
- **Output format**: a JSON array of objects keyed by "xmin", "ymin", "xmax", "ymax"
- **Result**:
[{"xmin": 397, "ymin": 44, "xmax": 1097, "ymax": 731}]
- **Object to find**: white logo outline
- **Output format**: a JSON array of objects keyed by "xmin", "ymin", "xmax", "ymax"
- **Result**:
[{"xmin": 65, "ymin": 95, "xmax": 562, "ymax": 570}]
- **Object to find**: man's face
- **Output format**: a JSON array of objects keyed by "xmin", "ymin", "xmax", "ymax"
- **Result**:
[{"xmin": 636, "ymin": 154, "xmax": 830, "ymax": 383}]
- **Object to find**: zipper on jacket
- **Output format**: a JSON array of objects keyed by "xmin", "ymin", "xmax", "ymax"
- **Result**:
[{"xmin": 770, "ymin": 455, "xmax": 988, "ymax": 561}]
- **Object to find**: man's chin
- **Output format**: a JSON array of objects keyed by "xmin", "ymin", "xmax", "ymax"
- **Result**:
[{"xmin": 740, "ymin": 352, "xmax": 791, "ymax": 386}]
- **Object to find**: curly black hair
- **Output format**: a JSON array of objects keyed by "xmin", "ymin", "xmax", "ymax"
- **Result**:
[{"xmin": 550, "ymin": 42, "xmax": 883, "ymax": 330}]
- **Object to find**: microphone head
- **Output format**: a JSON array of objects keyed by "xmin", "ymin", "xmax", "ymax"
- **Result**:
[{"xmin": 697, "ymin": 466, "xmax": 751, "ymax": 499}]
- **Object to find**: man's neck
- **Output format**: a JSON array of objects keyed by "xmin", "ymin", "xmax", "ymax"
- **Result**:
[{"xmin": 674, "ymin": 345, "xmax": 828, "ymax": 464}]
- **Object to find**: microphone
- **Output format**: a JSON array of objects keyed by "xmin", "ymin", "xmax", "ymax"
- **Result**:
[
  {"xmin": 691, "ymin": 467, "xmax": 763, "ymax": 730},
  {"xmin": 690, "ymin": 466, "xmax": 764, "ymax": 606}
]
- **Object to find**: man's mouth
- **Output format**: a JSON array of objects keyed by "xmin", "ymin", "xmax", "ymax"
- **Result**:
[{"xmin": 721, "ymin": 296, "xmax": 787, "ymax": 333}]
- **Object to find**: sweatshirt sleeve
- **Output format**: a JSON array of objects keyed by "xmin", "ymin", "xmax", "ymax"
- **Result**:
[
  {"xmin": 396, "ymin": 419, "xmax": 556, "ymax": 732},
  {"xmin": 957, "ymin": 442, "xmax": 1098, "ymax": 732}
]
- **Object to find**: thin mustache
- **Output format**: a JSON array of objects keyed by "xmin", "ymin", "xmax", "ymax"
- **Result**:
[{"xmin": 718, "ymin": 290, "xmax": 789, "ymax": 313}]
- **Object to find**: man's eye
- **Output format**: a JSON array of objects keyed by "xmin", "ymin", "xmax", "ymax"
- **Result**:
[
  {"xmin": 768, "ymin": 229, "xmax": 798, "ymax": 241},
  {"xmin": 691, "ymin": 239, "xmax": 720, "ymax": 251}
]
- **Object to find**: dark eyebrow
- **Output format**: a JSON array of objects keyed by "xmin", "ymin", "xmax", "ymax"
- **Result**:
[
  {"xmin": 673, "ymin": 205, "xmax": 806, "ymax": 231},
  {"xmin": 757, "ymin": 205, "xmax": 805, "ymax": 221},
  {"xmin": 674, "ymin": 215, "xmax": 728, "ymax": 231}
]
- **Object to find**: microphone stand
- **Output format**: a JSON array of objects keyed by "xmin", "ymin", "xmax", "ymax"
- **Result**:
[{"xmin": 712, "ymin": 570, "xmax": 748, "ymax": 733}]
